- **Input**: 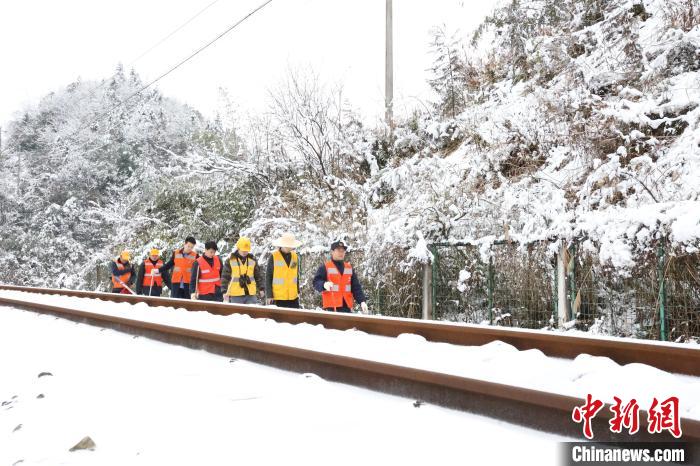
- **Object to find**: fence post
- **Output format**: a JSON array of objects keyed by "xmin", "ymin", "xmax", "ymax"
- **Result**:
[
  {"xmin": 487, "ymin": 256, "xmax": 495, "ymax": 325},
  {"xmin": 430, "ymin": 245, "xmax": 438, "ymax": 320},
  {"xmin": 558, "ymin": 241, "xmax": 570, "ymax": 325},
  {"xmin": 422, "ymin": 261, "xmax": 433, "ymax": 320},
  {"xmin": 568, "ymin": 242, "xmax": 577, "ymax": 318},
  {"xmin": 552, "ymin": 253, "xmax": 558, "ymax": 328},
  {"xmin": 657, "ymin": 241, "xmax": 667, "ymax": 342}
]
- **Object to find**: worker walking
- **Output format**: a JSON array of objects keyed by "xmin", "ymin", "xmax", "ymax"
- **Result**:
[
  {"xmin": 110, "ymin": 251, "xmax": 135, "ymax": 294},
  {"xmin": 160, "ymin": 236, "xmax": 198, "ymax": 299},
  {"xmin": 190, "ymin": 241, "xmax": 223, "ymax": 302},
  {"xmin": 313, "ymin": 240, "xmax": 369, "ymax": 314},
  {"xmin": 135, "ymin": 248, "xmax": 169, "ymax": 296},
  {"xmin": 221, "ymin": 237, "xmax": 265, "ymax": 304},
  {"xmin": 265, "ymin": 232, "xmax": 302, "ymax": 308}
]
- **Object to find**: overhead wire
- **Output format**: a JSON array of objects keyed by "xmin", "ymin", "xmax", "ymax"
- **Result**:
[
  {"xmin": 70, "ymin": 0, "xmax": 223, "ymax": 109},
  {"xmin": 60, "ymin": 0, "xmax": 274, "ymax": 157}
]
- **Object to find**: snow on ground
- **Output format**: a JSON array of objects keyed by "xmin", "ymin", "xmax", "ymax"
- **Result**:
[
  {"xmin": 0, "ymin": 307, "xmax": 567, "ymax": 466},
  {"xmin": 2, "ymin": 289, "xmax": 699, "ymax": 425}
]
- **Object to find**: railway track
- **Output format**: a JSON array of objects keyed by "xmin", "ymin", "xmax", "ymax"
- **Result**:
[
  {"xmin": 1, "ymin": 284, "xmax": 699, "ymax": 442},
  {"xmin": 1, "ymin": 285, "xmax": 699, "ymax": 376}
]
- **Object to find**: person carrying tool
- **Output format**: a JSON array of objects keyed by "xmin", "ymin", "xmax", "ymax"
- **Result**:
[
  {"xmin": 160, "ymin": 236, "xmax": 198, "ymax": 299},
  {"xmin": 265, "ymin": 232, "xmax": 302, "ymax": 308},
  {"xmin": 190, "ymin": 241, "xmax": 223, "ymax": 302},
  {"xmin": 110, "ymin": 250, "xmax": 135, "ymax": 294},
  {"xmin": 135, "ymin": 248, "xmax": 169, "ymax": 296},
  {"xmin": 221, "ymin": 236, "xmax": 265, "ymax": 304},
  {"xmin": 312, "ymin": 240, "xmax": 369, "ymax": 314}
]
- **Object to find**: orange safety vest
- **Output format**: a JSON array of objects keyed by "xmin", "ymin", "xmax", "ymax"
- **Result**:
[
  {"xmin": 171, "ymin": 248, "xmax": 198, "ymax": 284},
  {"xmin": 111, "ymin": 260, "xmax": 132, "ymax": 289},
  {"xmin": 195, "ymin": 255, "xmax": 221, "ymax": 295},
  {"xmin": 321, "ymin": 261, "xmax": 354, "ymax": 309},
  {"xmin": 142, "ymin": 259, "xmax": 164, "ymax": 287}
]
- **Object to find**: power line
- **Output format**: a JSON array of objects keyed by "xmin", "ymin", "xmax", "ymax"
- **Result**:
[
  {"xmin": 62, "ymin": 0, "xmax": 274, "ymax": 156},
  {"xmin": 70, "ymin": 0, "xmax": 223, "ymax": 109},
  {"xmin": 122, "ymin": 0, "xmax": 273, "ymax": 106},
  {"xmin": 130, "ymin": 0, "xmax": 223, "ymax": 65}
]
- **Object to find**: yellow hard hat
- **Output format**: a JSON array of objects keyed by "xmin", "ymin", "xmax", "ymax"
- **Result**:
[
  {"xmin": 120, "ymin": 251, "xmax": 131, "ymax": 261},
  {"xmin": 150, "ymin": 248, "xmax": 160, "ymax": 257},
  {"xmin": 236, "ymin": 236, "xmax": 252, "ymax": 252}
]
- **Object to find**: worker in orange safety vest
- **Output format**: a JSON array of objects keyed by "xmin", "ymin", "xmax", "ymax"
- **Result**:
[
  {"xmin": 160, "ymin": 236, "xmax": 198, "ymax": 299},
  {"xmin": 190, "ymin": 240, "xmax": 223, "ymax": 302},
  {"xmin": 312, "ymin": 240, "xmax": 369, "ymax": 314}
]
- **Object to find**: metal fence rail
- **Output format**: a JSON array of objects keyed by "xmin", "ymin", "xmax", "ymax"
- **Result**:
[{"xmin": 427, "ymin": 239, "xmax": 700, "ymax": 343}]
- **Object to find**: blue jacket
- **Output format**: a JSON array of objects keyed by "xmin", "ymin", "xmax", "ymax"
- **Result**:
[{"xmin": 312, "ymin": 260, "xmax": 367, "ymax": 311}]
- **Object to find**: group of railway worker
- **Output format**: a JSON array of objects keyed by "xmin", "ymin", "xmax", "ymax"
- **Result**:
[{"xmin": 109, "ymin": 232, "xmax": 370, "ymax": 314}]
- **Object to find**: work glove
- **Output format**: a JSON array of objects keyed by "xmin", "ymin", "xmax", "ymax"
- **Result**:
[
  {"xmin": 192, "ymin": 292, "xmax": 199, "ymax": 300},
  {"xmin": 223, "ymin": 293, "xmax": 230, "ymax": 301},
  {"xmin": 360, "ymin": 302, "xmax": 369, "ymax": 314},
  {"xmin": 323, "ymin": 281, "xmax": 334, "ymax": 291},
  {"xmin": 266, "ymin": 298, "xmax": 274, "ymax": 305}
]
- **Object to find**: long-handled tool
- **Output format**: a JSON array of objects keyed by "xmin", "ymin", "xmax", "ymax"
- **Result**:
[{"xmin": 115, "ymin": 276, "xmax": 136, "ymax": 295}]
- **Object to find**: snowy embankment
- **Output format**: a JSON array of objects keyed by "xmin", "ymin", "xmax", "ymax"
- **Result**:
[
  {"xmin": 1, "ymin": 307, "xmax": 566, "ymax": 466},
  {"xmin": 1, "ymin": 289, "xmax": 699, "ymax": 423}
]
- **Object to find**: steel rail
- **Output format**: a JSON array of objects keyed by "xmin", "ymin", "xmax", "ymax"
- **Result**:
[
  {"xmin": 2, "ymin": 292, "xmax": 699, "ymax": 442},
  {"xmin": 1, "ymin": 285, "xmax": 699, "ymax": 378}
]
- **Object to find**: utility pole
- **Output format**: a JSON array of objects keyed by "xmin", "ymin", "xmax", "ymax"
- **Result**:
[{"xmin": 385, "ymin": 0, "xmax": 393, "ymax": 131}]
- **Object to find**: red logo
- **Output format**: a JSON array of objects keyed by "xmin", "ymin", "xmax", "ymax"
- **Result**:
[
  {"xmin": 572, "ymin": 394, "xmax": 604, "ymax": 439},
  {"xmin": 609, "ymin": 397, "xmax": 640, "ymax": 435},
  {"xmin": 572, "ymin": 395, "xmax": 682, "ymax": 439},
  {"xmin": 648, "ymin": 396, "xmax": 682, "ymax": 438}
]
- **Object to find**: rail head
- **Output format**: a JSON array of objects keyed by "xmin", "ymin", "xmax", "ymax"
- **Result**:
[{"xmin": 1, "ymin": 284, "xmax": 699, "ymax": 377}]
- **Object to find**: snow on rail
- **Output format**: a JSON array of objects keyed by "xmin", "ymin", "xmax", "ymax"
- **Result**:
[{"xmin": 2, "ymin": 289, "xmax": 700, "ymax": 422}]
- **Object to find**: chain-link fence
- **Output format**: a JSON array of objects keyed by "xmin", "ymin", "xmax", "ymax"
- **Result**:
[
  {"xmin": 664, "ymin": 251, "xmax": 700, "ymax": 342},
  {"xmin": 429, "ymin": 240, "xmax": 700, "ymax": 342},
  {"xmin": 431, "ymin": 242, "xmax": 554, "ymax": 328},
  {"xmin": 574, "ymin": 249, "xmax": 659, "ymax": 339}
]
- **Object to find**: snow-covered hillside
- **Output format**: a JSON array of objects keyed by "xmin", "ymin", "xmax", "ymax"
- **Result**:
[
  {"xmin": 367, "ymin": 0, "xmax": 700, "ymax": 267},
  {"xmin": 0, "ymin": 0, "xmax": 697, "ymax": 334}
]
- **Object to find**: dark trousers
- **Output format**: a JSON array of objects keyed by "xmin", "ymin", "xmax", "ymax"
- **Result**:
[
  {"xmin": 198, "ymin": 293, "xmax": 223, "ymax": 302},
  {"xmin": 139, "ymin": 286, "xmax": 162, "ymax": 297},
  {"xmin": 323, "ymin": 307, "xmax": 351, "ymax": 313},
  {"xmin": 171, "ymin": 285, "xmax": 191, "ymax": 300},
  {"xmin": 274, "ymin": 298, "xmax": 299, "ymax": 309}
]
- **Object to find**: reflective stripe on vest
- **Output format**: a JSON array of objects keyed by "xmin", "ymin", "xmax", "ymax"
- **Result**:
[
  {"xmin": 196, "ymin": 256, "xmax": 221, "ymax": 295},
  {"xmin": 227, "ymin": 256, "xmax": 258, "ymax": 297},
  {"xmin": 172, "ymin": 249, "xmax": 197, "ymax": 284},
  {"xmin": 142, "ymin": 259, "xmax": 164, "ymax": 287},
  {"xmin": 322, "ymin": 261, "xmax": 354, "ymax": 310},
  {"xmin": 111, "ymin": 259, "xmax": 132, "ymax": 289},
  {"xmin": 271, "ymin": 250, "xmax": 299, "ymax": 301}
]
